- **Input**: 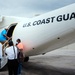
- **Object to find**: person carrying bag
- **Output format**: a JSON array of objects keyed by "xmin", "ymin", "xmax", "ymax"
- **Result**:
[{"xmin": 16, "ymin": 39, "xmax": 24, "ymax": 75}]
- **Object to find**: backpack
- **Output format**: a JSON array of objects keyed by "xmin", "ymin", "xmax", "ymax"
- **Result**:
[{"xmin": 17, "ymin": 51, "xmax": 24, "ymax": 63}]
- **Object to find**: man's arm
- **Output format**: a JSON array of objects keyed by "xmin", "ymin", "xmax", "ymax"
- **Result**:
[{"xmin": 3, "ymin": 34, "xmax": 10, "ymax": 40}]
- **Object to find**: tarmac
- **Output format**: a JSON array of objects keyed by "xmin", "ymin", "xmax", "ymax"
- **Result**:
[{"xmin": 0, "ymin": 49, "xmax": 75, "ymax": 75}]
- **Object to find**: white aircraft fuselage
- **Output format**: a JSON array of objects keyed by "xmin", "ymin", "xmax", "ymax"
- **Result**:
[{"xmin": 0, "ymin": 3, "xmax": 75, "ymax": 57}]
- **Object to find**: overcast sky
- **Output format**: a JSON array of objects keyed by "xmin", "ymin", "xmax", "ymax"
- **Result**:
[{"xmin": 0, "ymin": 0, "xmax": 75, "ymax": 18}]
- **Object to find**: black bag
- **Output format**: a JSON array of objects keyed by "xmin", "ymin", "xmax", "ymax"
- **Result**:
[{"xmin": 17, "ymin": 51, "xmax": 24, "ymax": 62}]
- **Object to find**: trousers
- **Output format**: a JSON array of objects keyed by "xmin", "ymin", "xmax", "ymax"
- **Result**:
[
  {"xmin": 17, "ymin": 62, "xmax": 22, "ymax": 74},
  {"xmin": 8, "ymin": 59, "xmax": 18, "ymax": 75}
]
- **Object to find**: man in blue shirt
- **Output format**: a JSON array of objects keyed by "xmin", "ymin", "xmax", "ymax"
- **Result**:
[{"xmin": 0, "ymin": 28, "xmax": 9, "ymax": 43}]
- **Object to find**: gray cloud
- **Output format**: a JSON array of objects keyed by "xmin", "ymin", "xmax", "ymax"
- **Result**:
[{"xmin": 0, "ymin": 0, "xmax": 75, "ymax": 17}]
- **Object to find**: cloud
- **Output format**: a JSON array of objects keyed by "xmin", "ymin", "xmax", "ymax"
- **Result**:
[{"xmin": 0, "ymin": 0, "xmax": 75, "ymax": 17}]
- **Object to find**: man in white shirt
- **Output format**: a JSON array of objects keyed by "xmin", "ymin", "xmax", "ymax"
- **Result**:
[{"xmin": 5, "ymin": 40, "xmax": 18, "ymax": 75}]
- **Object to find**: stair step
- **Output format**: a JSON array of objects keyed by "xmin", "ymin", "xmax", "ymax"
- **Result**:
[{"xmin": 0, "ymin": 56, "xmax": 7, "ymax": 69}]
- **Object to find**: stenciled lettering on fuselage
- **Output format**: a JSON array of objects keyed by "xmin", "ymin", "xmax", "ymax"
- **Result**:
[{"xmin": 23, "ymin": 12, "xmax": 75, "ymax": 28}]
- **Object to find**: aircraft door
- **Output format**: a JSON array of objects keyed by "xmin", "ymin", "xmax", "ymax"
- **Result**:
[{"xmin": 7, "ymin": 23, "xmax": 17, "ymax": 38}]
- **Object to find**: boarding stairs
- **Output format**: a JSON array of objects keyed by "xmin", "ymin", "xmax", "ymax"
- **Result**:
[
  {"xmin": 0, "ymin": 55, "xmax": 7, "ymax": 69},
  {"xmin": 0, "ymin": 41, "xmax": 8, "ymax": 69}
]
